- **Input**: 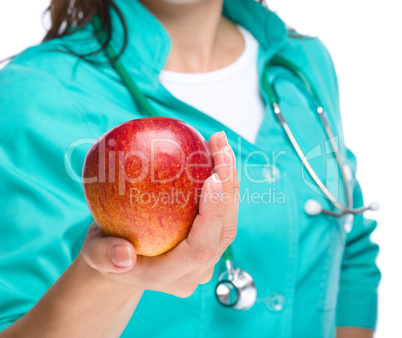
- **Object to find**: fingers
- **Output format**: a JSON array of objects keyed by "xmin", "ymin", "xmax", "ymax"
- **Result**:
[
  {"xmin": 162, "ymin": 265, "xmax": 215, "ymax": 298},
  {"xmin": 185, "ymin": 173, "xmax": 224, "ymax": 263},
  {"xmin": 208, "ymin": 131, "xmax": 239, "ymax": 249},
  {"xmin": 124, "ymin": 171, "xmax": 225, "ymax": 288},
  {"xmin": 209, "ymin": 131, "xmax": 237, "ymax": 181},
  {"xmin": 82, "ymin": 223, "xmax": 137, "ymax": 274},
  {"xmin": 199, "ymin": 266, "xmax": 214, "ymax": 284}
]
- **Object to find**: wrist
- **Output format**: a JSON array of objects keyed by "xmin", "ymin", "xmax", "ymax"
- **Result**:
[{"xmin": 336, "ymin": 327, "xmax": 374, "ymax": 338}]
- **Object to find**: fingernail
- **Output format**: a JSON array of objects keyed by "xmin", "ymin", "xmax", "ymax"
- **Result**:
[
  {"xmin": 217, "ymin": 131, "xmax": 228, "ymax": 149},
  {"xmin": 224, "ymin": 145, "xmax": 236, "ymax": 168},
  {"xmin": 211, "ymin": 173, "xmax": 221, "ymax": 184},
  {"xmin": 204, "ymin": 176, "xmax": 212, "ymax": 192},
  {"xmin": 111, "ymin": 246, "xmax": 132, "ymax": 268}
]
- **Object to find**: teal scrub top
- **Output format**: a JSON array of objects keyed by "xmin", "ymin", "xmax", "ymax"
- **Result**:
[{"xmin": 0, "ymin": 0, "xmax": 380, "ymax": 337}]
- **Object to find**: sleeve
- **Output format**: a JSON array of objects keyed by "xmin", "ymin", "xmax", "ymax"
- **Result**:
[
  {"xmin": 310, "ymin": 38, "xmax": 381, "ymax": 329},
  {"xmin": 0, "ymin": 62, "xmax": 92, "ymax": 331},
  {"xmin": 335, "ymin": 148, "xmax": 381, "ymax": 329}
]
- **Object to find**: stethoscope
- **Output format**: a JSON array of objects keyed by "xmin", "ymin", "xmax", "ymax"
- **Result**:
[{"xmin": 92, "ymin": 16, "xmax": 379, "ymax": 311}]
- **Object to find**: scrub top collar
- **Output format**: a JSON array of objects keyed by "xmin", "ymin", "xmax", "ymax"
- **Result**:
[{"xmin": 109, "ymin": 0, "xmax": 288, "ymax": 77}]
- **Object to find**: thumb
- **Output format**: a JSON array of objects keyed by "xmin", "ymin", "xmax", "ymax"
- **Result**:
[{"xmin": 82, "ymin": 223, "xmax": 137, "ymax": 274}]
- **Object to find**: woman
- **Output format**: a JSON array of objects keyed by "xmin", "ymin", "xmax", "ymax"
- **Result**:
[{"xmin": 0, "ymin": 0, "xmax": 380, "ymax": 337}]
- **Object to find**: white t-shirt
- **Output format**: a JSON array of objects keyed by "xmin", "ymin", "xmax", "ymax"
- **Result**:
[{"xmin": 159, "ymin": 26, "xmax": 265, "ymax": 144}]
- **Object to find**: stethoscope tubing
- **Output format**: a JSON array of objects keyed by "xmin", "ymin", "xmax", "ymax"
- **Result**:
[{"xmin": 262, "ymin": 57, "xmax": 378, "ymax": 217}]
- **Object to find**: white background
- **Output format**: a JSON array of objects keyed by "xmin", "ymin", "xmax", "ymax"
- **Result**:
[{"xmin": 1, "ymin": 1, "xmax": 401, "ymax": 336}]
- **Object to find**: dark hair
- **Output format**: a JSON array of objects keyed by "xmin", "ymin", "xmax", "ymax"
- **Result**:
[
  {"xmin": 42, "ymin": 0, "xmax": 269, "ymax": 60},
  {"xmin": 43, "ymin": 0, "xmax": 127, "ymax": 60}
]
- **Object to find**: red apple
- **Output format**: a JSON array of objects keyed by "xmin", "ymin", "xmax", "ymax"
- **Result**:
[{"xmin": 82, "ymin": 117, "xmax": 214, "ymax": 256}]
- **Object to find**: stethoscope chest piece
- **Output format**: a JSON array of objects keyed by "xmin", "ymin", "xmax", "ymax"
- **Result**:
[{"xmin": 215, "ymin": 260, "xmax": 257, "ymax": 311}]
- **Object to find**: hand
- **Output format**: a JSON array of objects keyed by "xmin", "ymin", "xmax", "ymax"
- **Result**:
[
  {"xmin": 81, "ymin": 131, "xmax": 239, "ymax": 297},
  {"xmin": 336, "ymin": 328, "xmax": 374, "ymax": 338}
]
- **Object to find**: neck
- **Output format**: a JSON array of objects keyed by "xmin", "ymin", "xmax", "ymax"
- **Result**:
[{"xmin": 139, "ymin": 0, "xmax": 244, "ymax": 73}]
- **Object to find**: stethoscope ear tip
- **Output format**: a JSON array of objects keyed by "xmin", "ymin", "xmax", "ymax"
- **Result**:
[
  {"xmin": 304, "ymin": 199, "xmax": 322, "ymax": 216},
  {"xmin": 369, "ymin": 201, "xmax": 380, "ymax": 211}
]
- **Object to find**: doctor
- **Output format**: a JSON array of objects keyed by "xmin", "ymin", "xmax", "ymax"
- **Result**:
[{"xmin": 0, "ymin": 0, "xmax": 380, "ymax": 337}]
